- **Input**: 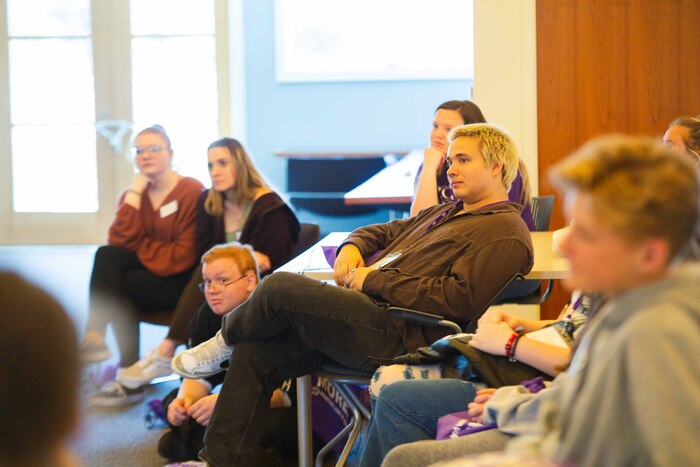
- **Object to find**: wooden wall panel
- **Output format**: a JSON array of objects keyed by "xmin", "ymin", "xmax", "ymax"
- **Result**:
[
  {"xmin": 536, "ymin": 0, "xmax": 700, "ymax": 318},
  {"xmin": 575, "ymin": 0, "xmax": 628, "ymax": 136},
  {"xmin": 679, "ymin": 0, "xmax": 700, "ymax": 107}
]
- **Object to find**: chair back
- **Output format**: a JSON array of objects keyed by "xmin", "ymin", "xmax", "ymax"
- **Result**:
[
  {"xmin": 293, "ymin": 223, "xmax": 321, "ymax": 258},
  {"xmin": 531, "ymin": 195, "xmax": 554, "ymax": 231}
]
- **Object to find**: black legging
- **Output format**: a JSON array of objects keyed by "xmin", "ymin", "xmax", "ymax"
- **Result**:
[
  {"xmin": 87, "ymin": 245, "xmax": 192, "ymax": 365},
  {"xmin": 165, "ymin": 264, "xmax": 205, "ymax": 344}
]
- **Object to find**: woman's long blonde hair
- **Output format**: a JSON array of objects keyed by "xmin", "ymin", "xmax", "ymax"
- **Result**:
[
  {"xmin": 517, "ymin": 157, "xmax": 532, "ymax": 207},
  {"xmin": 204, "ymin": 137, "xmax": 269, "ymax": 216}
]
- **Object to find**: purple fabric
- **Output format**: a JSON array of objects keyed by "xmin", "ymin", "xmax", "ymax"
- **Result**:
[
  {"xmin": 311, "ymin": 375, "xmax": 369, "ymax": 454},
  {"xmin": 520, "ymin": 376, "xmax": 546, "ymax": 393},
  {"xmin": 435, "ymin": 376, "xmax": 547, "ymax": 441},
  {"xmin": 509, "ymin": 172, "xmax": 536, "ymax": 231},
  {"xmin": 322, "ymin": 245, "xmax": 385, "ymax": 268},
  {"xmin": 145, "ymin": 398, "xmax": 168, "ymax": 430},
  {"xmin": 322, "ymin": 245, "xmax": 338, "ymax": 267},
  {"xmin": 436, "ymin": 412, "xmax": 497, "ymax": 440}
]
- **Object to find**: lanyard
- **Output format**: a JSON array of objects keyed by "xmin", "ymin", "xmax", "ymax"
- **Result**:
[
  {"xmin": 422, "ymin": 203, "xmax": 461, "ymax": 235},
  {"xmin": 422, "ymin": 200, "xmax": 511, "ymax": 237}
]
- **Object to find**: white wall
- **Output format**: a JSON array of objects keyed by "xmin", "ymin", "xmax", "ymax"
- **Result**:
[{"xmin": 473, "ymin": 0, "xmax": 538, "ymax": 194}]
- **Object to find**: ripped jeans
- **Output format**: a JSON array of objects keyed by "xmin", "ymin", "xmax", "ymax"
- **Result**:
[{"xmin": 202, "ymin": 272, "xmax": 408, "ymax": 466}]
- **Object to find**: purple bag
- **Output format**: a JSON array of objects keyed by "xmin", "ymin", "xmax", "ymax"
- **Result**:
[
  {"xmin": 435, "ymin": 377, "xmax": 547, "ymax": 441},
  {"xmin": 436, "ymin": 412, "xmax": 496, "ymax": 440}
]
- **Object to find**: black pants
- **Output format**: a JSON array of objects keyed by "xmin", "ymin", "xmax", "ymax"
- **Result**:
[
  {"xmin": 161, "ymin": 388, "xmax": 298, "ymax": 464},
  {"xmin": 166, "ymin": 264, "xmax": 205, "ymax": 344},
  {"xmin": 203, "ymin": 272, "xmax": 407, "ymax": 466},
  {"xmin": 86, "ymin": 245, "xmax": 192, "ymax": 365}
]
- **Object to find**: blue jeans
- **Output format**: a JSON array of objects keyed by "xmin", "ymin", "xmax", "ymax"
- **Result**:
[
  {"xmin": 201, "ymin": 272, "xmax": 408, "ymax": 466},
  {"xmin": 359, "ymin": 378, "xmax": 477, "ymax": 467}
]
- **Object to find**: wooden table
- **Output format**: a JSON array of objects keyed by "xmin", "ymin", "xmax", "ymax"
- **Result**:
[
  {"xmin": 278, "ymin": 231, "xmax": 569, "ymax": 280},
  {"xmin": 343, "ymin": 149, "xmax": 423, "ymax": 206}
]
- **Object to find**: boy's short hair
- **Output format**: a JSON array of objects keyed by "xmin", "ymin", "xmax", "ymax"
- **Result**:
[
  {"xmin": 448, "ymin": 123, "xmax": 520, "ymax": 191},
  {"xmin": 201, "ymin": 242, "xmax": 260, "ymax": 281},
  {"xmin": 550, "ymin": 134, "xmax": 699, "ymax": 262}
]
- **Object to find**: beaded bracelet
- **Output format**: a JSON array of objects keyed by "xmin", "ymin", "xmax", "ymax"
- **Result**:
[
  {"xmin": 507, "ymin": 335, "xmax": 523, "ymax": 362},
  {"xmin": 504, "ymin": 332, "xmax": 518, "ymax": 359}
]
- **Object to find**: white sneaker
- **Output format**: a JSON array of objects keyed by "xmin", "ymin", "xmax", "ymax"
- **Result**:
[
  {"xmin": 171, "ymin": 331, "xmax": 232, "ymax": 379},
  {"xmin": 79, "ymin": 340, "xmax": 112, "ymax": 364},
  {"xmin": 117, "ymin": 350, "xmax": 173, "ymax": 389},
  {"xmin": 88, "ymin": 381, "xmax": 144, "ymax": 407}
]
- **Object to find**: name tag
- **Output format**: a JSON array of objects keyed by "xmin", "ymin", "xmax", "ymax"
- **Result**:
[
  {"xmin": 160, "ymin": 200, "xmax": 179, "ymax": 218},
  {"xmin": 525, "ymin": 326, "xmax": 569, "ymax": 349},
  {"xmin": 371, "ymin": 252, "xmax": 402, "ymax": 269}
]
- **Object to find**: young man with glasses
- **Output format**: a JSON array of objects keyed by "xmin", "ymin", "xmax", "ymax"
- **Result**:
[{"xmin": 158, "ymin": 242, "xmax": 296, "ymax": 464}]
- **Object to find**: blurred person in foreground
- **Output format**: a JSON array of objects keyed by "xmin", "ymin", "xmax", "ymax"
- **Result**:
[
  {"xmin": 1, "ymin": 271, "xmax": 81, "ymax": 467},
  {"xmin": 380, "ymin": 135, "xmax": 700, "ymax": 467}
]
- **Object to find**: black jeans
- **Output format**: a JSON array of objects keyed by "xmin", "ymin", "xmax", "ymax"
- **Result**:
[
  {"xmin": 87, "ymin": 245, "xmax": 192, "ymax": 365},
  {"xmin": 202, "ymin": 272, "xmax": 408, "ymax": 466}
]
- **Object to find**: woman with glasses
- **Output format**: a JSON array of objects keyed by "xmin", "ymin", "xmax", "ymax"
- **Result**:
[
  {"xmin": 82, "ymin": 125, "xmax": 204, "ymax": 406},
  {"xmin": 113, "ymin": 136, "xmax": 300, "ymax": 398}
]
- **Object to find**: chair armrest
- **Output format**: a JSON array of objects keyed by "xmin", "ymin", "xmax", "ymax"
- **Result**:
[{"xmin": 387, "ymin": 307, "xmax": 462, "ymax": 334}]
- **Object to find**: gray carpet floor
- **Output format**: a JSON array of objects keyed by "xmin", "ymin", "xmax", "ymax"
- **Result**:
[
  {"xmin": 71, "ymin": 378, "xmax": 181, "ymax": 466},
  {"xmin": 0, "ymin": 245, "xmax": 187, "ymax": 466}
]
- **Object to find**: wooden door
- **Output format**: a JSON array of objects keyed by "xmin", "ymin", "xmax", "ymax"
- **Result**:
[{"xmin": 536, "ymin": 0, "xmax": 700, "ymax": 317}]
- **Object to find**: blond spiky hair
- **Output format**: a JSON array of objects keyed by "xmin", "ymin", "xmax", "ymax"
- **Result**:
[{"xmin": 448, "ymin": 123, "xmax": 519, "ymax": 190}]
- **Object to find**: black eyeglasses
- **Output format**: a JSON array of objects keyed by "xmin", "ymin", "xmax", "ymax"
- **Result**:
[
  {"xmin": 198, "ymin": 275, "xmax": 247, "ymax": 292},
  {"xmin": 132, "ymin": 145, "xmax": 165, "ymax": 156}
]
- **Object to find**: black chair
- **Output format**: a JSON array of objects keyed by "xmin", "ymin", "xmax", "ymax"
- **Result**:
[
  {"xmin": 287, "ymin": 157, "xmax": 386, "ymax": 216},
  {"xmin": 308, "ymin": 314, "xmax": 463, "ymax": 467},
  {"xmin": 531, "ymin": 195, "xmax": 555, "ymax": 232},
  {"xmin": 496, "ymin": 195, "xmax": 556, "ymax": 305},
  {"xmin": 296, "ymin": 273, "xmax": 522, "ymax": 467},
  {"xmin": 293, "ymin": 223, "xmax": 321, "ymax": 259}
]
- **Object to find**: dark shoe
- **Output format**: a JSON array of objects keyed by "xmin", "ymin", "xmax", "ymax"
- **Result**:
[
  {"xmin": 198, "ymin": 448, "xmax": 216, "ymax": 466},
  {"xmin": 87, "ymin": 381, "xmax": 144, "ymax": 407},
  {"xmin": 158, "ymin": 430, "xmax": 199, "ymax": 462}
]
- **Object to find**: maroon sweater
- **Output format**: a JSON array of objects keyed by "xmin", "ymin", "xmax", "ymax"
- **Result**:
[{"xmin": 108, "ymin": 177, "xmax": 204, "ymax": 277}]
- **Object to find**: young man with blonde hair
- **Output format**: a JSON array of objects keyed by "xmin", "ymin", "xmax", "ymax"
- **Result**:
[
  {"xmin": 173, "ymin": 123, "xmax": 534, "ymax": 466},
  {"xmin": 380, "ymin": 135, "xmax": 700, "ymax": 467}
]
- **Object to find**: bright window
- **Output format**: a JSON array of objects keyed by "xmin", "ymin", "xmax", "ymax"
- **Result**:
[
  {"xmin": 4, "ymin": 0, "xmax": 223, "ymax": 214},
  {"xmin": 275, "ymin": 0, "xmax": 474, "ymax": 82}
]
